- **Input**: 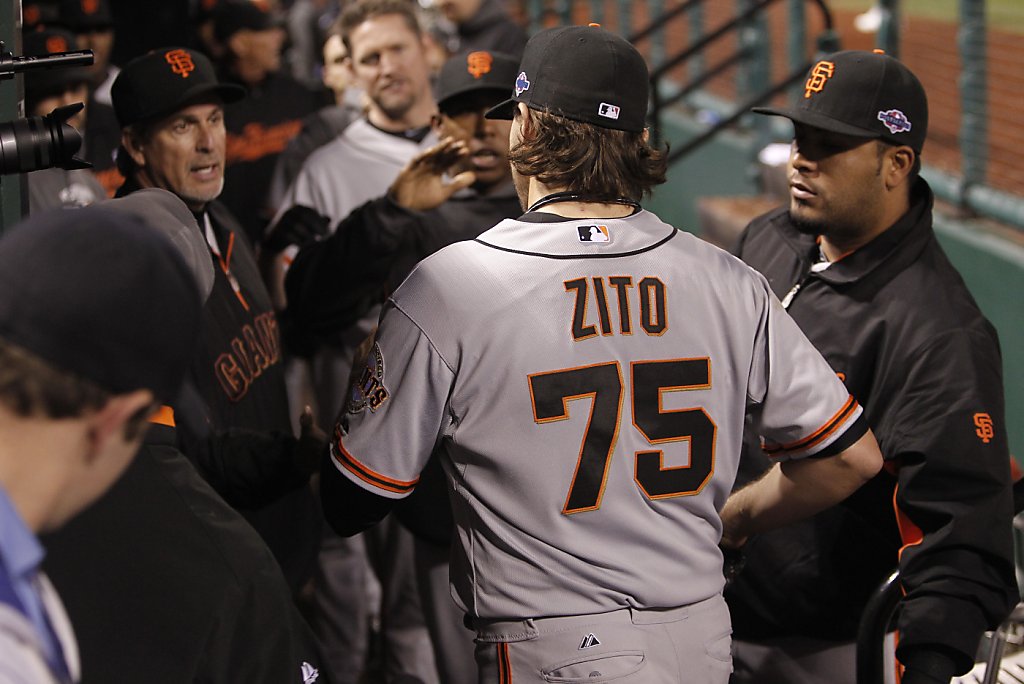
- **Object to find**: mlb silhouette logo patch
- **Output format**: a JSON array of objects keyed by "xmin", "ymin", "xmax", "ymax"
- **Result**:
[
  {"xmin": 577, "ymin": 225, "xmax": 609, "ymax": 242},
  {"xmin": 516, "ymin": 71, "xmax": 531, "ymax": 96},
  {"xmin": 877, "ymin": 109, "xmax": 912, "ymax": 135},
  {"xmin": 598, "ymin": 102, "xmax": 620, "ymax": 120}
]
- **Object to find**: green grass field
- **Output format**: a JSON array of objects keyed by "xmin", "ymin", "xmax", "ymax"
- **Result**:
[{"xmin": 828, "ymin": 0, "xmax": 1024, "ymax": 33}]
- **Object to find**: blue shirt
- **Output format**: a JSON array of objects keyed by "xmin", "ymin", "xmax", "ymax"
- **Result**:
[{"xmin": 0, "ymin": 484, "xmax": 66, "ymax": 676}]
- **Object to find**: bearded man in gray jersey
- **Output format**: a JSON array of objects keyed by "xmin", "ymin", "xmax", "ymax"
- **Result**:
[{"xmin": 320, "ymin": 25, "xmax": 884, "ymax": 684}]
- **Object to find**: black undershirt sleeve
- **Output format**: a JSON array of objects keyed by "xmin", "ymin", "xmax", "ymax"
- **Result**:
[{"xmin": 319, "ymin": 446, "xmax": 397, "ymax": 537}]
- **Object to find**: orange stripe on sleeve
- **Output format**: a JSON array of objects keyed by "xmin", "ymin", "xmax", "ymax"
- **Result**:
[
  {"xmin": 764, "ymin": 395, "xmax": 859, "ymax": 457},
  {"xmin": 332, "ymin": 437, "xmax": 418, "ymax": 495}
]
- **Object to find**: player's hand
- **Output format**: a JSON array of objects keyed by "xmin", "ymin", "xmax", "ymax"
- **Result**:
[
  {"xmin": 294, "ymin": 405, "xmax": 328, "ymax": 477},
  {"xmin": 263, "ymin": 205, "xmax": 331, "ymax": 254},
  {"xmin": 389, "ymin": 136, "xmax": 476, "ymax": 212}
]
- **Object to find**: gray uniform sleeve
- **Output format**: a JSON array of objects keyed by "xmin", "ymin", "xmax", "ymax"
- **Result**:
[
  {"xmin": 747, "ymin": 278, "xmax": 863, "ymax": 460},
  {"xmin": 328, "ymin": 299, "xmax": 456, "ymax": 498}
]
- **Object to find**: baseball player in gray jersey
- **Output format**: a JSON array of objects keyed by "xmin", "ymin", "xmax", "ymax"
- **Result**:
[{"xmin": 321, "ymin": 25, "xmax": 884, "ymax": 683}]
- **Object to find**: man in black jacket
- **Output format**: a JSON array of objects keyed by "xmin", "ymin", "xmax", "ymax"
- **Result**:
[
  {"xmin": 111, "ymin": 47, "xmax": 322, "ymax": 596},
  {"xmin": 727, "ymin": 50, "xmax": 1017, "ymax": 684}
]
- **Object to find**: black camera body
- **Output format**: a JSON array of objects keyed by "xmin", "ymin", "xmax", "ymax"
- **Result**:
[{"xmin": 0, "ymin": 40, "xmax": 93, "ymax": 175}]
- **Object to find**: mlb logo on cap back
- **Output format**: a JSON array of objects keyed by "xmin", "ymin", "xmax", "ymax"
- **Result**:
[
  {"xmin": 487, "ymin": 25, "xmax": 650, "ymax": 133},
  {"xmin": 599, "ymin": 103, "xmax": 620, "ymax": 120}
]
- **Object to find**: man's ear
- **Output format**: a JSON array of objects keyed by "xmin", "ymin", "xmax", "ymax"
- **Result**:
[
  {"xmin": 121, "ymin": 129, "xmax": 147, "ymax": 167},
  {"xmin": 85, "ymin": 390, "xmax": 155, "ymax": 463},
  {"xmin": 227, "ymin": 31, "xmax": 250, "ymax": 61},
  {"xmin": 885, "ymin": 145, "xmax": 915, "ymax": 190},
  {"xmin": 516, "ymin": 102, "xmax": 533, "ymax": 137}
]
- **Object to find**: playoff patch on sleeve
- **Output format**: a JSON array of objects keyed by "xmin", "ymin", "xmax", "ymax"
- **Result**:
[{"xmin": 346, "ymin": 342, "xmax": 391, "ymax": 414}]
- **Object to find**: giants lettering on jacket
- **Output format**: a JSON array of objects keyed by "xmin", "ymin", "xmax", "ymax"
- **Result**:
[{"xmin": 214, "ymin": 312, "xmax": 282, "ymax": 402}]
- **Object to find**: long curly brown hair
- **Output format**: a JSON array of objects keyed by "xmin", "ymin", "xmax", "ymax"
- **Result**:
[{"xmin": 508, "ymin": 108, "xmax": 668, "ymax": 201}]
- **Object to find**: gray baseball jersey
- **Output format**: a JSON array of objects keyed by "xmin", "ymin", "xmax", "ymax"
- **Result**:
[
  {"xmin": 275, "ymin": 118, "xmax": 438, "ymax": 226},
  {"xmin": 331, "ymin": 209, "xmax": 864, "ymax": 621}
]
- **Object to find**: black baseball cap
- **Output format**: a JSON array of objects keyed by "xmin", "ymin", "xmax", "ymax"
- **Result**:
[
  {"xmin": 0, "ymin": 206, "xmax": 202, "ymax": 403},
  {"xmin": 485, "ymin": 24, "xmax": 650, "ymax": 133},
  {"xmin": 23, "ymin": 1, "xmax": 60, "ymax": 31},
  {"xmin": 57, "ymin": 0, "xmax": 113, "ymax": 31},
  {"xmin": 22, "ymin": 28, "xmax": 91, "ymax": 106},
  {"xmin": 111, "ymin": 47, "xmax": 245, "ymax": 128},
  {"xmin": 437, "ymin": 50, "xmax": 519, "ymax": 112},
  {"xmin": 213, "ymin": 0, "xmax": 281, "ymax": 43},
  {"xmin": 753, "ymin": 49, "xmax": 928, "ymax": 153}
]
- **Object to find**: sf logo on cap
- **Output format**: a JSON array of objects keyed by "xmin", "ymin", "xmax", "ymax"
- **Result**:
[
  {"xmin": 46, "ymin": 35, "xmax": 68, "ymax": 53},
  {"xmin": 804, "ymin": 60, "xmax": 835, "ymax": 99},
  {"xmin": 467, "ymin": 51, "xmax": 493, "ymax": 79},
  {"xmin": 165, "ymin": 49, "xmax": 196, "ymax": 79},
  {"xmin": 515, "ymin": 71, "xmax": 531, "ymax": 96}
]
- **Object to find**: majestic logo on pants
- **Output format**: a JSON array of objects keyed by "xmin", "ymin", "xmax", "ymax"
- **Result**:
[{"xmin": 579, "ymin": 633, "xmax": 601, "ymax": 649}]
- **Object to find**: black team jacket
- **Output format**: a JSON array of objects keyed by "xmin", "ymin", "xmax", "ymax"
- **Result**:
[
  {"xmin": 114, "ymin": 180, "xmax": 321, "ymax": 593},
  {"xmin": 726, "ymin": 179, "xmax": 1017, "ymax": 678},
  {"xmin": 42, "ymin": 423, "xmax": 328, "ymax": 684}
]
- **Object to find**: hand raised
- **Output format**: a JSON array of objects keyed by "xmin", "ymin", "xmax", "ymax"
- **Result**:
[{"xmin": 389, "ymin": 137, "xmax": 477, "ymax": 212}]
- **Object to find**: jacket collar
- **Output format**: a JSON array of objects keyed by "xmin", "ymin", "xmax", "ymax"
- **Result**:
[{"xmin": 774, "ymin": 178, "xmax": 934, "ymax": 286}]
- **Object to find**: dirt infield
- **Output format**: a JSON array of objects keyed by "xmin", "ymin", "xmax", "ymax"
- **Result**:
[{"xmin": 514, "ymin": 2, "xmax": 1024, "ymax": 199}]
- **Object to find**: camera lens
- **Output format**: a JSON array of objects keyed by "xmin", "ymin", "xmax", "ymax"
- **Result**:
[{"xmin": 0, "ymin": 103, "xmax": 88, "ymax": 175}]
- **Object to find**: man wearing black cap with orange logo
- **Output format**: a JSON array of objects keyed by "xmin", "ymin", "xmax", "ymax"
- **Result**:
[
  {"xmin": 726, "ymin": 50, "xmax": 1017, "ymax": 684},
  {"xmin": 20, "ymin": 27, "xmax": 106, "ymax": 213},
  {"xmin": 211, "ymin": 0, "xmax": 323, "ymax": 246},
  {"xmin": 111, "ymin": 47, "xmax": 323, "ymax": 598},
  {"xmin": 319, "ymin": 25, "xmax": 884, "ymax": 683}
]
